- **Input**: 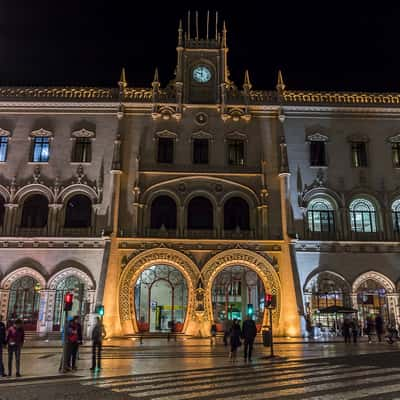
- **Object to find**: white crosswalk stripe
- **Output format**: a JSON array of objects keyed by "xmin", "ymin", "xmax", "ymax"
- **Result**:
[{"xmin": 82, "ymin": 360, "xmax": 400, "ymax": 400}]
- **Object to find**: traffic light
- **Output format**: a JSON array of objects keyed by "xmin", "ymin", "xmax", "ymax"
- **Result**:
[
  {"xmin": 247, "ymin": 304, "xmax": 254, "ymax": 316},
  {"xmin": 64, "ymin": 292, "xmax": 73, "ymax": 311},
  {"xmin": 265, "ymin": 294, "xmax": 276, "ymax": 308},
  {"xmin": 96, "ymin": 304, "xmax": 105, "ymax": 317}
]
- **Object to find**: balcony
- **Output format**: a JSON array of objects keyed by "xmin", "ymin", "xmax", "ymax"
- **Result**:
[
  {"xmin": 303, "ymin": 231, "xmax": 339, "ymax": 241},
  {"xmin": 16, "ymin": 227, "xmax": 48, "ymax": 237},
  {"xmin": 222, "ymin": 229, "xmax": 255, "ymax": 240},
  {"xmin": 60, "ymin": 227, "xmax": 92, "ymax": 237}
]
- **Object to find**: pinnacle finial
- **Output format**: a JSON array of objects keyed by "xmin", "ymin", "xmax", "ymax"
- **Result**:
[
  {"xmin": 118, "ymin": 67, "xmax": 127, "ymax": 89},
  {"xmin": 243, "ymin": 70, "xmax": 252, "ymax": 90},
  {"xmin": 178, "ymin": 19, "xmax": 183, "ymax": 46},
  {"xmin": 154, "ymin": 68, "xmax": 159, "ymax": 83},
  {"xmin": 276, "ymin": 69, "xmax": 285, "ymax": 92},
  {"xmin": 222, "ymin": 20, "xmax": 227, "ymax": 47}
]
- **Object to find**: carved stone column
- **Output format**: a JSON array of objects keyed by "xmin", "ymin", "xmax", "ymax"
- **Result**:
[
  {"xmin": 37, "ymin": 289, "xmax": 53, "ymax": 335},
  {"xmin": 48, "ymin": 204, "xmax": 62, "ymax": 236},
  {"xmin": 0, "ymin": 289, "xmax": 10, "ymax": 321},
  {"xmin": 387, "ymin": 293, "xmax": 400, "ymax": 329},
  {"xmin": 215, "ymin": 205, "xmax": 222, "ymax": 238},
  {"xmin": 4, "ymin": 203, "xmax": 18, "ymax": 236},
  {"xmin": 91, "ymin": 204, "xmax": 101, "ymax": 236}
]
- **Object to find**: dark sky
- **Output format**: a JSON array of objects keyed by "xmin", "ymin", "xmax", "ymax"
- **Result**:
[{"xmin": 1, "ymin": 2, "xmax": 400, "ymax": 92}]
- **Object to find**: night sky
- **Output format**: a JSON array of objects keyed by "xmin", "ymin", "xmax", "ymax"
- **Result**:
[{"xmin": 1, "ymin": 2, "xmax": 400, "ymax": 92}]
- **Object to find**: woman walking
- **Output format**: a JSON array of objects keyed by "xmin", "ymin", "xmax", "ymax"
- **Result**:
[{"xmin": 229, "ymin": 319, "xmax": 242, "ymax": 362}]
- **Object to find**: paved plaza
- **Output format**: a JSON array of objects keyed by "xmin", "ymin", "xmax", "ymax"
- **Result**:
[{"xmin": 0, "ymin": 338, "xmax": 399, "ymax": 399}]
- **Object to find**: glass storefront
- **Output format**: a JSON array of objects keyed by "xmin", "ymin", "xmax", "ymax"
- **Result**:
[
  {"xmin": 356, "ymin": 279, "xmax": 389, "ymax": 330},
  {"xmin": 134, "ymin": 265, "xmax": 188, "ymax": 332},
  {"xmin": 211, "ymin": 265, "xmax": 265, "ymax": 331},
  {"xmin": 304, "ymin": 273, "xmax": 351, "ymax": 336}
]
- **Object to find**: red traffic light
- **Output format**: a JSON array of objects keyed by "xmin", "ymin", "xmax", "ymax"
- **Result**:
[
  {"xmin": 265, "ymin": 294, "xmax": 276, "ymax": 308},
  {"xmin": 64, "ymin": 292, "xmax": 74, "ymax": 311}
]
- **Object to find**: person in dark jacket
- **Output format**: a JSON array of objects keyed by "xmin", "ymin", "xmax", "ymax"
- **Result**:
[
  {"xmin": 242, "ymin": 315, "xmax": 257, "ymax": 361},
  {"xmin": 67, "ymin": 316, "xmax": 82, "ymax": 371},
  {"xmin": 6, "ymin": 319, "xmax": 24, "ymax": 377},
  {"xmin": 0, "ymin": 315, "xmax": 6, "ymax": 377},
  {"xmin": 91, "ymin": 317, "xmax": 106, "ymax": 371},
  {"xmin": 375, "ymin": 314, "xmax": 384, "ymax": 342},
  {"xmin": 229, "ymin": 319, "xmax": 242, "ymax": 362}
]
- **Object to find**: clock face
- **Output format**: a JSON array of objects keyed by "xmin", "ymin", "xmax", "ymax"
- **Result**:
[{"xmin": 192, "ymin": 66, "xmax": 212, "ymax": 83}]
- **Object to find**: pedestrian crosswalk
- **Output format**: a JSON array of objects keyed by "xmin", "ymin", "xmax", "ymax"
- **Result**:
[{"xmin": 82, "ymin": 359, "xmax": 400, "ymax": 399}]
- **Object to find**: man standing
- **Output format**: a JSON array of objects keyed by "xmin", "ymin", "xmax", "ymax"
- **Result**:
[
  {"xmin": 242, "ymin": 315, "xmax": 257, "ymax": 362},
  {"xmin": 0, "ymin": 315, "xmax": 6, "ymax": 377},
  {"xmin": 90, "ymin": 317, "xmax": 106, "ymax": 371},
  {"xmin": 375, "ymin": 314, "xmax": 384, "ymax": 342},
  {"xmin": 67, "ymin": 316, "xmax": 81, "ymax": 371},
  {"xmin": 6, "ymin": 319, "xmax": 24, "ymax": 377}
]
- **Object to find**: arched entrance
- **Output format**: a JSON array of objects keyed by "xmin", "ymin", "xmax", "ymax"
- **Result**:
[
  {"xmin": 118, "ymin": 249, "xmax": 199, "ymax": 335},
  {"xmin": 304, "ymin": 271, "xmax": 351, "ymax": 336},
  {"xmin": 7, "ymin": 276, "xmax": 41, "ymax": 330},
  {"xmin": 134, "ymin": 265, "xmax": 188, "ymax": 332},
  {"xmin": 202, "ymin": 249, "xmax": 281, "ymax": 331},
  {"xmin": 352, "ymin": 271, "xmax": 397, "ymax": 329},
  {"xmin": 211, "ymin": 265, "xmax": 265, "ymax": 332},
  {"xmin": 53, "ymin": 276, "xmax": 87, "ymax": 331}
]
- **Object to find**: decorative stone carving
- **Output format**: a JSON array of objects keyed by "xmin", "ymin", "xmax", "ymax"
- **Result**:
[
  {"xmin": 30, "ymin": 128, "xmax": 53, "ymax": 138},
  {"xmin": 306, "ymin": 132, "xmax": 329, "ymax": 142},
  {"xmin": 0, "ymin": 128, "xmax": 10, "ymax": 137},
  {"xmin": 71, "ymin": 128, "xmax": 95, "ymax": 139},
  {"xmin": 47, "ymin": 267, "xmax": 95, "ymax": 290},
  {"xmin": 195, "ymin": 112, "xmax": 208, "ymax": 125}
]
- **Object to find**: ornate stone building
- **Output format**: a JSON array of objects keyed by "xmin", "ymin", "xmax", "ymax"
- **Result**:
[{"xmin": 0, "ymin": 15, "xmax": 399, "ymax": 338}]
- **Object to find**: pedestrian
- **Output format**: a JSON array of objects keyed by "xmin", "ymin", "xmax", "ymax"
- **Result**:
[
  {"xmin": 6, "ymin": 319, "xmax": 24, "ymax": 377},
  {"xmin": 242, "ymin": 315, "xmax": 257, "ymax": 361},
  {"xmin": 351, "ymin": 318, "xmax": 359, "ymax": 343},
  {"xmin": 91, "ymin": 317, "xmax": 106, "ymax": 371},
  {"xmin": 0, "ymin": 315, "xmax": 6, "ymax": 377},
  {"xmin": 67, "ymin": 316, "xmax": 81, "ymax": 371},
  {"xmin": 223, "ymin": 319, "xmax": 232, "ymax": 346},
  {"xmin": 375, "ymin": 314, "xmax": 384, "ymax": 342},
  {"xmin": 229, "ymin": 319, "xmax": 242, "ymax": 362},
  {"xmin": 210, "ymin": 323, "xmax": 217, "ymax": 345},
  {"xmin": 365, "ymin": 316, "xmax": 374, "ymax": 343},
  {"xmin": 342, "ymin": 319, "xmax": 351, "ymax": 344}
]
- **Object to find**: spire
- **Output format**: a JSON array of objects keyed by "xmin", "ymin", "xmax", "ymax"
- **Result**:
[
  {"xmin": 118, "ymin": 67, "xmax": 127, "ymax": 88},
  {"xmin": 152, "ymin": 68, "xmax": 160, "ymax": 87},
  {"xmin": 222, "ymin": 20, "xmax": 227, "ymax": 47},
  {"xmin": 243, "ymin": 70, "xmax": 252, "ymax": 91},
  {"xmin": 276, "ymin": 69, "xmax": 285, "ymax": 93},
  {"xmin": 178, "ymin": 19, "xmax": 183, "ymax": 46}
]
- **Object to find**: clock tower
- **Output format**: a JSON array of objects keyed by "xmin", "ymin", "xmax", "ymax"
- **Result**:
[{"xmin": 175, "ymin": 12, "xmax": 229, "ymax": 104}]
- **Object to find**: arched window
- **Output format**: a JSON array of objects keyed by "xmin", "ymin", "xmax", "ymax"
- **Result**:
[
  {"xmin": 349, "ymin": 198, "xmax": 377, "ymax": 233},
  {"xmin": 64, "ymin": 195, "xmax": 92, "ymax": 228},
  {"xmin": 7, "ymin": 276, "xmax": 41, "ymax": 330},
  {"xmin": 0, "ymin": 195, "xmax": 5, "ymax": 227},
  {"xmin": 53, "ymin": 275, "xmax": 87, "ymax": 331},
  {"xmin": 307, "ymin": 198, "xmax": 335, "ymax": 232},
  {"xmin": 187, "ymin": 197, "xmax": 213, "ymax": 230},
  {"xmin": 21, "ymin": 194, "xmax": 48, "ymax": 228},
  {"xmin": 224, "ymin": 197, "xmax": 250, "ymax": 230},
  {"xmin": 150, "ymin": 196, "xmax": 177, "ymax": 230},
  {"xmin": 392, "ymin": 199, "xmax": 400, "ymax": 233}
]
